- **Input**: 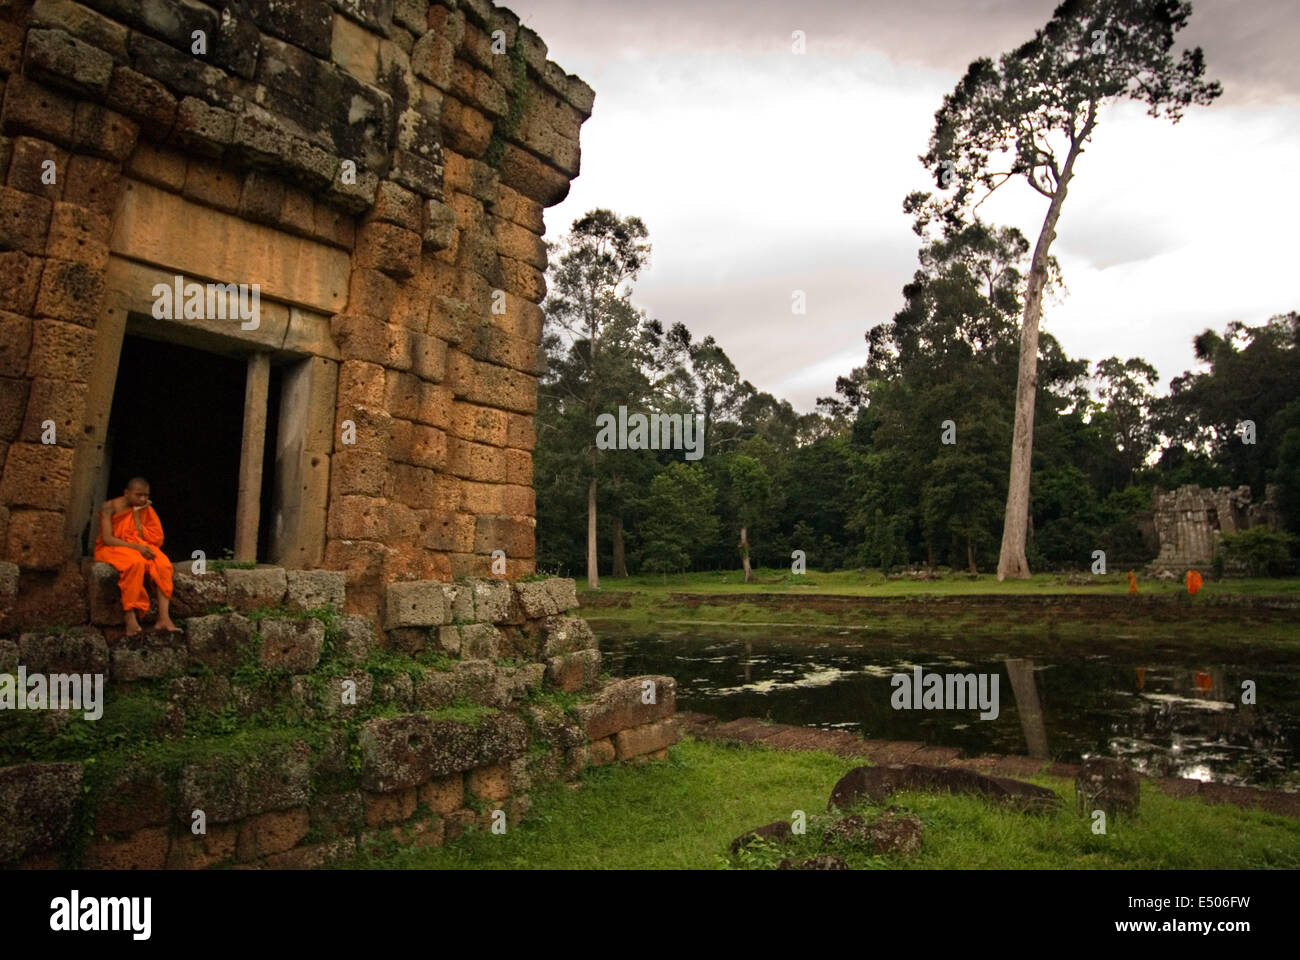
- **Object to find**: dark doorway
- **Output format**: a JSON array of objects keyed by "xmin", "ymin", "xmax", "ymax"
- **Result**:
[{"xmin": 103, "ymin": 335, "xmax": 248, "ymax": 565}]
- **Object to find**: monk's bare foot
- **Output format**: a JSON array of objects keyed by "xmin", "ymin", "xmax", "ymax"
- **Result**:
[
  {"xmin": 155, "ymin": 617, "xmax": 182, "ymax": 633},
  {"xmin": 124, "ymin": 614, "xmax": 142, "ymax": 637}
]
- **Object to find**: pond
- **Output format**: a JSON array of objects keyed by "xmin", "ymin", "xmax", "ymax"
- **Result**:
[{"xmin": 596, "ymin": 622, "xmax": 1300, "ymax": 791}]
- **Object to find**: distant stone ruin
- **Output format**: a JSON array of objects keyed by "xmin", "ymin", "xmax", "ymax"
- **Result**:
[{"xmin": 1146, "ymin": 484, "xmax": 1282, "ymax": 575}]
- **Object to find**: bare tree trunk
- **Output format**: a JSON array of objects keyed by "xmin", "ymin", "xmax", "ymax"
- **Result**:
[
  {"xmin": 997, "ymin": 121, "xmax": 1090, "ymax": 580},
  {"xmin": 926, "ymin": 542, "xmax": 935, "ymax": 573},
  {"xmin": 739, "ymin": 525, "xmax": 752, "ymax": 583},
  {"xmin": 586, "ymin": 474, "xmax": 598, "ymax": 590},
  {"xmin": 967, "ymin": 537, "xmax": 977, "ymax": 574},
  {"xmin": 612, "ymin": 515, "xmax": 627, "ymax": 577}
]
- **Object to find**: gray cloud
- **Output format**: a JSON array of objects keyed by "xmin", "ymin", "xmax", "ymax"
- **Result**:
[{"xmin": 519, "ymin": 0, "xmax": 1298, "ymax": 105}]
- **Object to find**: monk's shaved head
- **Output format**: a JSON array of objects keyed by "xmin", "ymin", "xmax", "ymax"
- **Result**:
[{"xmin": 125, "ymin": 477, "xmax": 149, "ymax": 490}]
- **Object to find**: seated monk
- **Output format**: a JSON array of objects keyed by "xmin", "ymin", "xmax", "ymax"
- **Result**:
[{"xmin": 93, "ymin": 477, "xmax": 180, "ymax": 635}]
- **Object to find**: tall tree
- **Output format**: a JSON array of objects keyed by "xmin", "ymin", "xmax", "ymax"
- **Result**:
[
  {"xmin": 541, "ymin": 210, "xmax": 652, "ymax": 589},
  {"xmin": 727, "ymin": 455, "xmax": 771, "ymax": 583},
  {"xmin": 917, "ymin": 0, "xmax": 1221, "ymax": 578}
]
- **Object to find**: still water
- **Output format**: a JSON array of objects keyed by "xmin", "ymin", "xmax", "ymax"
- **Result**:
[{"xmin": 597, "ymin": 623, "xmax": 1300, "ymax": 790}]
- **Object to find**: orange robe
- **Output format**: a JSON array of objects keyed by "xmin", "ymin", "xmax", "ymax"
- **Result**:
[
  {"xmin": 1186, "ymin": 569, "xmax": 1203, "ymax": 595},
  {"xmin": 93, "ymin": 505, "xmax": 173, "ymax": 613}
]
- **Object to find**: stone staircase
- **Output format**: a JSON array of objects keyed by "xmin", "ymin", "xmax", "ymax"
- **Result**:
[{"xmin": 0, "ymin": 568, "xmax": 681, "ymax": 869}]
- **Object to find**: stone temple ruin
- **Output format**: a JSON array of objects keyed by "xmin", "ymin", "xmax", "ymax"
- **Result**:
[
  {"xmin": 1146, "ymin": 484, "xmax": 1282, "ymax": 576},
  {"xmin": 0, "ymin": 0, "xmax": 681, "ymax": 868}
]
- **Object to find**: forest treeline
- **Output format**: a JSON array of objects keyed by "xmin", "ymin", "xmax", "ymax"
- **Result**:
[{"xmin": 532, "ymin": 210, "xmax": 1300, "ymax": 583}]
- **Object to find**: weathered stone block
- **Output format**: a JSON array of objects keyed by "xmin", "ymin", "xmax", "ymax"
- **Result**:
[
  {"xmin": 93, "ymin": 768, "xmax": 170, "ymax": 834},
  {"xmin": 334, "ymin": 613, "xmax": 374, "ymax": 664},
  {"xmin": 285, "ymin": 569, "xmax": 346, "ymax": 611},
  {"xmin": 386, "ymin": 579, "xmax": 449, "ymax": 627},
  {"xmin": 310, "ymin": 790, "xmax": 364, "ymax": 840},
  {"xmin": 545, "ymin": 648, "xmax": 601, "ymax": 693},
  {"xmin": 438, "ymin": 581, "xmax": 475, "ymax": 621},
  {"xmin": 24, "ymin": 28, "xmax": 114, "ymax": 97},
  {"xmin": 540, "ymin": 615, "xmax": 595, "ymax": 657},
  {"xmin": 185, "ymin": 613, "xmax": 255, "ymax": 671},
  {"xmin": 237, "ymin": 808, "xmax": 311, "ymax": 861},
  {"xmin": 573, "ymin": 675, "xmax": 676, "ymax": 741},
  {"xmin": 18, "ymin": 626, "xmax": 108, "ymax": 674},
  {"xmin": 0, "ymin": 762, "xmax": 82, "ymax": 863},
  {"xmin": 469, "ymin": 577, "xmax": 518, "ymax": 624},
  {"xmin": 456, "ymin": 622, "xmax": 501, "ymax": 659},
  {"xmin": 514, "ymin": 579, "xmax": 558, "ymax": 619},
  {"xmin": 110, "ymin": 629, "xmax": 187, "ymax": 681},
  {"xmin": 169, "ymin": 570, "xmax": 228, "ymax": 618},
  {"xmin": 466, "ymin": 762, "xmax": 509, "ymax": 802},
  {"xmin": 258, "ymin": 618, "xmax": 325, "ymax": 673},
  {"xmin": 543, "ymin": 577, "xmax": 578, "ymax": 612},
  {"xmin": 84, "ymin": 826, "xmax": 170, "ymax": 869},
  {"xmin": 26, "ymin": 319, "xmax": 93, "ymax": 383},
  {"xmin": 222, "ymin": 566, "xmax": 287, "ymax": 611},
  {"xmin": 613, "ymin": 718, "xmax": 681, "ymax": 760}
]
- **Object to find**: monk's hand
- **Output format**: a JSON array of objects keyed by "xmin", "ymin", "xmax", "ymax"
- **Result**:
[{"xmin": 138, "ymin": 545, "xmax": 155, "ymax": 559}]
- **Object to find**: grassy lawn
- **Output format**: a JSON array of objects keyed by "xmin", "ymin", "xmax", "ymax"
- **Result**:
[
  {"xmin": 576, "ymin": 568, "xmax": 1300, "ymax": 598},
  {"xmin": 334, "ymin": 738, "xmax": 1300, "ymax": 870}
]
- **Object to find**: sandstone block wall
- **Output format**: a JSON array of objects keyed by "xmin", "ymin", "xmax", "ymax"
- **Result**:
[
  {"xmin": 0, "ymin": 0, "xmax": 592, "ymax": 629},
  {"xmin": 0, "ymin": 574, "xmax": 682, "ymax": 869}
]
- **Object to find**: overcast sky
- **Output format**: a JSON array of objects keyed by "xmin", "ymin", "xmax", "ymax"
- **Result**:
[{"xmin": 518, "ymin": 0, "xmax": 1300, "ymax": 411}]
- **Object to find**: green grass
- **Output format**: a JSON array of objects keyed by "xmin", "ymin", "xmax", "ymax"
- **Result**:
[
  {"xmin": 333, "ymin": 738, "xmax": 1300, "ymax": 870},
  {"xmin": 581, "ymin": 568, "xmax": 1300, "ymax": 598}
]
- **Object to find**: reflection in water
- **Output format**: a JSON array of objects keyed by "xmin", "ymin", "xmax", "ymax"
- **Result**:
[
  {"xmin": 1006, "ymin": 658, "xmax": 1049, "ymax": 760},
  {"xmin": 599, "ymin": 626, "xmax": 1300, "ymax": 791}
]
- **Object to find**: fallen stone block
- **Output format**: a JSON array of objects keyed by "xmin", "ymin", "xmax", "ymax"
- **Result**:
[
  {"xmin": 822, "ymin": 810, "xmax": 922, "ymax": 857},
  {"xmin": 1075, "ymin": 756, "xmax": 1140, "ymax": 818},
  {"xmin": 729, "ymin": 819, "xmax": 791, "ymax": 855},
  {"xmin": 828, "ymin": 764, "xmax": 1060, "ymax": 815}
]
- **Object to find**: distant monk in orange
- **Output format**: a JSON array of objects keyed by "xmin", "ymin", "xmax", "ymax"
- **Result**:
[
  {"xmin": 1126, "ymin": 570, "xmax": 1138, "ymax": 594},
  {"xmin": 94, "ymin": 477, "xmax": 180, "ymax": 636},
  {"xmin": 1186, "ymin": 569, "xmax": 1203, "ymax": 595}
]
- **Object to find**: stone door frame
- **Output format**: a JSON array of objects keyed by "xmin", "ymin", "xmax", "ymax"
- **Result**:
[{"xmin": 67, "ymin": 255, "xmax": 339, "ymax": 569}]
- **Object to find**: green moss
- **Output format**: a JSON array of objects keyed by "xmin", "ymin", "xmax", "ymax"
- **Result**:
[
  {"xmin": 425, "ymin": 699, "xmax": 497, "ymax": 729},
  {"xmin": 484, "ymin": 33, "xmax": 530, "ymax": 171}
]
